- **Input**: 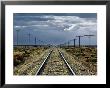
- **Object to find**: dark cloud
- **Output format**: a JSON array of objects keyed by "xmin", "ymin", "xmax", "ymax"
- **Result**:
[
  {"xmin": 13, "ymin": 13, "xmax": 97, "ymax": 45},
  {"xmin": 14, "ymin": 13, "xmax": 97, "ymax": 18}
]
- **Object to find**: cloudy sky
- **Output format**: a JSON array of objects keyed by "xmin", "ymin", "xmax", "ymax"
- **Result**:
[{"xmin": 13, "ymin": 13, "xmax": 97, "ymax": 45}]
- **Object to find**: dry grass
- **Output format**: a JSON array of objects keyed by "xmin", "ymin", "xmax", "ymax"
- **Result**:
[
  {"xmin": 13, "ymin": 46, "xmax": 97, "ymax": 76},
  {"xmin": 13, "ymin": 47, "xmax": 50, "ymax": 75},
  {"xmin": 60, "ymin": 47, "xmax": 97, "ymax": 75}
]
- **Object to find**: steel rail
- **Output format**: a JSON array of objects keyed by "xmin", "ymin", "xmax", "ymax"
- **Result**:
[
  {"xmin": 35, "ymin": 50, "xmax": 53, "ymax": 75},
  {"xmin": 59, "ymin": 51, "xmax": 76, "ymax": 75},
  {"xmin": 36, "ymin": 49, "xmax": 75, "ymax": 75}
]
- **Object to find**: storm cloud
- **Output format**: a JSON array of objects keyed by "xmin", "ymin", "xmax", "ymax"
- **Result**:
[{"xmin": 13, "ymin": 13, "xmax": 97, "ymax": 45}]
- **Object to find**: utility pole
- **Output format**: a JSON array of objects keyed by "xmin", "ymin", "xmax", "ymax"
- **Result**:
[
  {"xmin": 16, "ymin": 29, "xmax": 20, "ymax": 45},
  {"xmin": 73, "ymin": 39, "xmax": 77, "ymax": 47},
  {"xmin": 35, "ymin": 37, "xmax": 37, "ymax": 45},
  {"xmin": 84, "ymin": 35, "xmax": 94, "ymax": 47},
  {"xmin": 28, "ymin": 33, "xmax": 31, "ymax": 45},
  {"xmin": 76, "ymin": 36, "xmax": 83, "ymax": 47}
]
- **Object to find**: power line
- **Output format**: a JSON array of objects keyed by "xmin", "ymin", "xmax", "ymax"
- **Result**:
[
  {"xmin": 27, "ymin": 33, "xmax": 31, "ymax": 45},
  {"xmin": 73, "ymin": 39, "xmax": 77, "ymax": 47},
  {"xmin": 16, "ymin": 29, "xmax": 20, "ymax": 45},
  {"xmin": 76, "ymin": 36, "xmax": 83, "ymax": 47},
  {"xmin": 35, "ymin": 37, "xmax": 37, "ymax": 45}
]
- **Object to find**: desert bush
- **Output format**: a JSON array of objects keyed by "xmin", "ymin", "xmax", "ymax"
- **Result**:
[
  {"xmin": 86, "ymin": 59, "xmax": 97, "ymax": 62},
  {"xmin": 14, "ymin": 54, "xmax": 25, "ymax": 66}
]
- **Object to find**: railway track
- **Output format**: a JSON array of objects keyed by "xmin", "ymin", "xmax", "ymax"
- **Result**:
[
  {"xmin": 58, "ymin": 50, "xmax": 76, "ymax": 75},
  {"xmin": 35, "ymin": 50, "xmax": 53, "ymax": 75},
  {"xmin": 36, "ymin": 48, "xmax": 75, "ymax": 75}
]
